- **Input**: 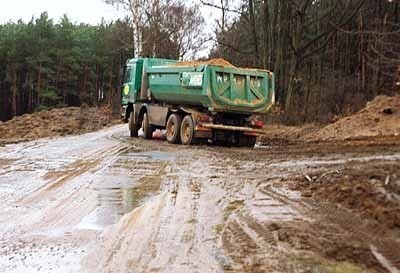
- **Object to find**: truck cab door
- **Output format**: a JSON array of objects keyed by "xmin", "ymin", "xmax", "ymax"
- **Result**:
[{"xmin": 122, "ymin": 64, "xmax": 137, "ymax": 104}]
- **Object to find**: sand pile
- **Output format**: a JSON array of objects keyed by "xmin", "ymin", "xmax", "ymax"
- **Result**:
[
  {"xmin": 173, "ymin": 58, "xmax": 235, "ymax": 67},
  {"xmin": 0, "ymin": 106, "xmax": 118, "ymax": 144},
  {"xmin": 261, "ymin": 95, "xmax": 400, "ymax": 143},
  {"xmin": 306, "ymin": 95, "xmax": 400, "ymax": 141}
]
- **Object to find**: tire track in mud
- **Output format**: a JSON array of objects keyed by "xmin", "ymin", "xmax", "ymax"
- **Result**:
[
  {"xmin": 314, "ymin": 203, "xmax": 400, "ymax": 272},
  {"xmin": 145, "ymin": 157, "xmax": 222, "ymax": 272},
  {"xmin": 181, "ymin": 149, "xmax": 308, "ymax": 272},
  {"xmin": 19, "ymin": 143, "xmax": 130, "ymax": 205},
  {"xmin": 86, "ymin": 149, "xmax": 226, "ymax": 273},
  {"xmin": 219, "ymin": 181, "xmax": 308, "ymax": 272},
  {"xmin": 212, "ymin": 149, "xmax": 400, "ymax": 273},
  {"xmin": 93, "ymin": 146, "xmax": 310, "ymax": 273}
]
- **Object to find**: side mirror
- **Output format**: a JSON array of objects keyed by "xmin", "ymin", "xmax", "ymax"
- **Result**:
[{"xmin": 120, "ymin": 66, "xmax": 126, "ymax": 89}]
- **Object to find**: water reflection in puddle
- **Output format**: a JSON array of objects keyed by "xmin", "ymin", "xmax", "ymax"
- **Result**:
[
  {"xmin": 76, "ymin": 150, "xmax": 167, "ymax": 231},
  {"xmin": 255, "ymin": 143, "xmax": 272, "ymax": 149},
  {"xmin": 77, "ymin": 186, "xmax": 141, "ymax": 231}
]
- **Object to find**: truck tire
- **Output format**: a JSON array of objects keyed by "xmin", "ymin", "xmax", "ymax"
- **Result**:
[
  {"xmin": 246, "ymin": 136, "xmax": 257, "ymax": 148},
  {"xmin": 129, "ymin": 112, "xmax": 139, "ymax": 137},
  {"xmin": 123, "ymin": 109, "xmax": 130, "ymax": 123},
  {"xmin": 142, "ymin": 112, "xmax": 153, "ymax": 139},
  {"xmin": 180, "ymin": 115, "xmax": 196, "ymax": 145},
  {"xmin": 238, "ymin": 135, "xmax": 257, "ymax": 148},
  {"xmin": 166, "ymin": 114, "xmax": 182, "ymax": 144}
]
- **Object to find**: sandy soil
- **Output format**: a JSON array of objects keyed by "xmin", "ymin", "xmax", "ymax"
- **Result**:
[
  {"xmin": 307, "ymin": 95, "xmax": 400, "ymax": 141},
  {"xmin": 261, "ymin": 95, "xmax": 400, "ymax": 144},
  {"xmin": 0, "ymin": 124, "xmax": 399, "ymax": 273},
  {"xmin": 173, "ymin": 58, "xmax": 272, "ymax": 72},
  {"xmin": 0, "ymin": 106, "xmax": 119, "ymax": 145},
  {"xmin": 173, "ymin": 58, "xmax": 235, "ymax": 67}
]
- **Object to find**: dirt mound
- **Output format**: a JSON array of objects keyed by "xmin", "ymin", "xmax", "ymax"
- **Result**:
[
  {"xmin": 0, "ymin": 106, "xmax": 118, "ymax": 144},
  {"xmin": 260, "ymin": 95, "xmax": 400, "ymax": 144},
  {"xmin": 173, "ymin": 58, "xmax": 235, "ymax": 67},
  {"xmin": 307, "ymin": 95, "xmax": 400, "ymax": 141}
]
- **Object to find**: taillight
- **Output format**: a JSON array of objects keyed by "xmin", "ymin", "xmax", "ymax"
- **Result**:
[
  {"xmin": 250, "ymin": 120, "xmax": 264, "ymax": 127},
  {"xmin": 199, "ymin": 115, "xmax": 213, "ymax": 122}
]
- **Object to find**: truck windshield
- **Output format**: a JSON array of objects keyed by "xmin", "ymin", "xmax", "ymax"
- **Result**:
[{"xmin": 124, "ymin": 66, "xmax": 132, "ymax": 83}]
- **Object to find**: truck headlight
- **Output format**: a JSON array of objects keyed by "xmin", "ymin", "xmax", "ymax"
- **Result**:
[{"xmin": 123, "ymin": 85, "xmax": 130, "ymax": 96}]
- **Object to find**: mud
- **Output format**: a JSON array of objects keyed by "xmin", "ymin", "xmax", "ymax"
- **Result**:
[
  {"xmin": 0, "ymin": 125, "xmax": 400, "ymax": 273},
  {"xmin": 292, "ymin": 163, "xmax": 400, "ymax": 229}
]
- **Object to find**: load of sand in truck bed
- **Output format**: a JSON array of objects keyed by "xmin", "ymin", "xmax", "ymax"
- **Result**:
[
  {"xmin": 173, "ymin": 58, "xmax": 235, "ymax": 67},
  {"xmin": 172, "ymin": 58, "xmax": 274, "ymax": 73}
]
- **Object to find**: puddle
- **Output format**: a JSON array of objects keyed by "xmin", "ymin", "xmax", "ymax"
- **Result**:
[
  {"xmin": 254, "ymin": 143, "xmax": 272, "ymax": 149},
  {"xmin": 77, "ymin": 187, "xmax": 139, "ymax": 230},
  {"xmin": 77, "ymin": 175, "xmax": 163, "ymax": 231},
  {"xmin": 76, "ymin": 149, "xmax": 168, "ymax": 231}
]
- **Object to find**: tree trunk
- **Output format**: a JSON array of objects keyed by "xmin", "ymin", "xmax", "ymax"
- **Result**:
[
  {"xmin": 37, "ymin": 62, "xmax": 42, "ymax": 105},
  {"xmin": 11, "ymin": 64, "xmax": 18, "ymax": 117},
  {"xmin": 108, "ymin": 61, "xmax": 114, "ymax": 107},
  {"xmin": 82, "ymin": 65, "xmax": 88, "ymax": 103},
  {"xmin": 263, "ymin": 0, "xmax": 270, "ymax": 68},
  {"xmin": 285, "ymin": 61, "xmax": 299, "ymax": 113},
  {"xmin": 249, "ymin": 0, "xmax": 260, "ymax": 66}
]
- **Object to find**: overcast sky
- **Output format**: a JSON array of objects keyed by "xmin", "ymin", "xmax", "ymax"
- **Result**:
[
  {"xmin": 0, "ymin": 0, "xmax": 232, "ymax": 57},
  {"xmin": 0, "ymin": 0, "xmax": 124, "ymax": 24},
  {"xmin": 0, "ymin": 0, "xmax": 220, "ymax": 25}
]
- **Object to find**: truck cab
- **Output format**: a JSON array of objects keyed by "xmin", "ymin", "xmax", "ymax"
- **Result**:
[{"xmin": 122, "ymin": 58, "xmax": 177, "ymax": 122}]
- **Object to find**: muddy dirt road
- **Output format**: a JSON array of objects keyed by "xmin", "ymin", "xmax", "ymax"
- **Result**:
[{"xmin": 0, "ymin": 125, "xmax": 399, "ymax": 273}]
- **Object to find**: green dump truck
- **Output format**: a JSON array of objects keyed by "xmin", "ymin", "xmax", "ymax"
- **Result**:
[{"xmin": 121, "ymin": 58, "xmax": 275, "ymax": 147}]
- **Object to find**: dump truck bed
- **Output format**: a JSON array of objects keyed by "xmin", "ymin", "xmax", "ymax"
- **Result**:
[{"xmin": 146, "ymin": 63, "xmax": 275, "ymax": 115}]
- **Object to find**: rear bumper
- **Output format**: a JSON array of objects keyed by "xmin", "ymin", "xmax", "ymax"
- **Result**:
[{"xmin": 199, "ymin": 123, "xmax": 265, "ymax": 135}]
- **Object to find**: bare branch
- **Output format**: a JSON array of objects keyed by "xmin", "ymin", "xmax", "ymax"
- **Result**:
[{"xmin": 199, "ymin": 0, "xmax": 242, "ymax": 14}]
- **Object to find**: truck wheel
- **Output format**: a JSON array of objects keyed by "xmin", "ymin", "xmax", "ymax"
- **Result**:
[
  {"xmin": 142, "ymin": 112, "xmax": 153, "ymax": 139},
  {"xmin": 123, "ymin": 109, "xmax": 130, "ymax": 123},
  {"xmin": 166, "ymin": 114, "xmax": 182, "ymax": 144},
  {"xmin": 238, "ymin": 135, "xmax": 257, "ymax": 148},
  {"xmin": 180, "ymin": 115, "xmax": 196, "ymax": 145},
  {"xmin": 129, "ymin": 112, "xmax": 139, "ymax": 137},
  {"xmin": 246, "ymin": 136, "xmax": 257, "ymax": 148}
]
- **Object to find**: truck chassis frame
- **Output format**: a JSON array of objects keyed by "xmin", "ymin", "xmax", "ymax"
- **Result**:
[{"xmin": 126, "ymin": 102, "xmax": 263, "ymax": 147}]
